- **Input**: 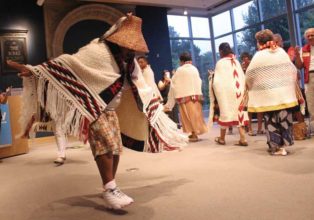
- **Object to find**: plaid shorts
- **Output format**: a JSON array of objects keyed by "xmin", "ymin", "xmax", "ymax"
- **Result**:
[{"xmin": 88, "ymin": 111, "xmax": 123, "ymax": 158}]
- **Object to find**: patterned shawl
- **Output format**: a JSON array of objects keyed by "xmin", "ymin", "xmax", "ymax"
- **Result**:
[
  {"xmin": 246, "ymin": 47, "xmax": 298, "ymax": 112},
  {"xmin": 22, "ymin": 39, "xmax": 187, "ymax": 152}
]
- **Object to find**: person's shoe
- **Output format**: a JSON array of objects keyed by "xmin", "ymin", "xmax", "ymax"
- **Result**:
[
  {"xmin": 116, "ymin": 187, "xmax": 134, "ymax": 204},
  {"xmin": 272, "ymin": 148, "xmax": 288, "ymax": 156},
  {"xmin": 103, "ymin": 188, "xmax": 133, "ymax": 209},
  {"xmin": 189, "ymin": 136, "xmax": 199, "ymax": 142},
  {"xmin": 54, "ymin": 157, "xmax": 66, "ymax": 165},
  {"xmin": 257, "ymin": 130, "xmax": 265, "ymax": 135}
]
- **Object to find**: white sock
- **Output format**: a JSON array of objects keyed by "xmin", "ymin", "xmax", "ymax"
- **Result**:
[{"xmin": 104, "ymin": 179, "xmax": 117, "ymax": 190}]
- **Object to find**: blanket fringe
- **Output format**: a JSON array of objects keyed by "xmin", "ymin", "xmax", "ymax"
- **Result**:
[
  {"xmin": 145, "ymin": 106, "xmax": 187, "ymax": 152},
  {"xmin": 22, "ymin": 67, "xmax": 89, "ymax": 140}
]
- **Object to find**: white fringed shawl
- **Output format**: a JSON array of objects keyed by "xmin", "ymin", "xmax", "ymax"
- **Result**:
[
  {"xmin": 22, "ymin": 38, "xmax": 187, "ymax": 152},
  {"xmin": 142, "ymin": 65, "xmax": 163, "ymax": 101},
  {"xmin": 246, "ymin": 48, "xmax": 298, "ymax": 112}
]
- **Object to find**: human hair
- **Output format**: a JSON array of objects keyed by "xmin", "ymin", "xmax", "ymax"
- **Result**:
[
  {"xmin": 304, "ymin": 28, "xmax": 314, "ymax": 39},
  {"xmin": 179, "ymin": 52, "xmax": 192, "ymax": 62},
  {"xmin": 255, "ymin": 29, "xmax": 274, "ymax": 45},
  {"xmin": 218, "ymin": 42, "xmax": 233, "ymax": 57},
  {"xmin": 240, "ymin": 52, "xmax": 251, "ymax": 61},
  {"xmin": 137, "ymin": 55, "xmax": 148, "ymax": 62},
  {"xmin": 273, "ymin": 33, "xmax": 282, "ymax": 41}
]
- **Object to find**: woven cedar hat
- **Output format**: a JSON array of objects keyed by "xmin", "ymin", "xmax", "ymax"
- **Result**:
[{"xmin": 106, "ymin": 13, "xmax": 149, "ymax": 53}]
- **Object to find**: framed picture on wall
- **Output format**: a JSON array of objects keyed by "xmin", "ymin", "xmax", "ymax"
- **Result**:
[{"xmin": 0, "ymin": 36, "xmax": 27, "ymax": 74}]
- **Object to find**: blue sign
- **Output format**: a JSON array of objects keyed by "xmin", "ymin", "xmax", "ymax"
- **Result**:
[{"xmin": 0, "ymin": 103, "xmax": 13, "ymax": 148}]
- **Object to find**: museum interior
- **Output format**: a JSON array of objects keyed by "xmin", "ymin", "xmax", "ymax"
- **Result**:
[{"xmin": 1, "ymin": 0, "xmax": 314, "ymax": 219}]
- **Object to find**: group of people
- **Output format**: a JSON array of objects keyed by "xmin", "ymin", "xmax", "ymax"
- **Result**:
[
  {"xmin": 3, "ymin": 10, "xmax": 314, "ymax": 210},
  {"xmin": 211, "ymin": 28, "xmax": 313, "ymax": 156}
]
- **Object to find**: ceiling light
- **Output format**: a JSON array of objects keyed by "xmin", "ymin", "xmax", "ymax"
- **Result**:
[{"xmin": 183, "ymin": 9, "xmax": 188, "ymax": 15}]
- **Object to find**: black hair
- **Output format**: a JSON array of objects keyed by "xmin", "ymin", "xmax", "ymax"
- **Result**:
[
  {"xmin": 179, "ymin": 52, "xmax": 192, "ymax": 62},
  {"xmin": 137, "ymin": 55, "xmax": 148, "ymax": 62},
  {"xmin": 240, "ymin": 52, "xmax": 251, "ymax": 61},
  {"xmin": 219, "ymin": 43, "xmax": 233, "ymax": 57}
]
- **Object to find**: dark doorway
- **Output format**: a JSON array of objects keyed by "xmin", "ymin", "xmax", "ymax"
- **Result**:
[{"xmin": 63, "ymin": 20, "xmax": 110, "ymax": 54}]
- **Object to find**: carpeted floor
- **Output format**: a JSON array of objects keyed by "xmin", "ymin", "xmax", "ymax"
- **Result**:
[{"xmin": 1, "ymin": 125, "xmax": 314, "ymax": 220}]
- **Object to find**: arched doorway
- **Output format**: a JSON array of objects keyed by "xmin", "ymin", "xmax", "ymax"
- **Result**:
[{"xmin": 63, "ymin": 20, "xmax": 110, "ymax": 54}]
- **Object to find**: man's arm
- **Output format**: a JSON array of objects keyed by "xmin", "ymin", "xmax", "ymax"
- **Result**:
[
  {"xmin": 6, "ymin": 60, "xmax": 32, "ymax": 77},
  {"xmin": 294, "ymin": 46, "xmax": 304, "ymax": 69}
]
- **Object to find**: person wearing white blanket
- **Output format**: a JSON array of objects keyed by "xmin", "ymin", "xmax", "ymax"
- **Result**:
[
  {"xmin": 211, "ymin": 43, "xmax": 248, "ymax": 146},
  {"xmin": 137, "ymin": 56, "xmax": 162, "ymax": 101},
  {"xmin": 165, "ymin": 52, "xmax": 207, "ymax": 142},
  {"xmin": 245, "ymin": 29, "xmax": 303, "ymax": 156},
  {"xmin": 7, "ymin": 13, "xmax": 187, "ymax": 210}
]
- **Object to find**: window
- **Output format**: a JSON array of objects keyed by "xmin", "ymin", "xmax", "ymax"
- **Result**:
[
  {"xmin": 264, "ymin": 16, "xmax": 290, "ymax": 47},
  {"xmin": 295, "ymin": 0, "xmax": 314, "ymax": 9},
  {"xmin": 233, "ymin": 1, "xmax": 259, "ymax": 30},
  {"xmin": 191, "ymin": 17, "xmax": 210, "ymax": 38},
  {"xmin": 168, "ymin": 15, "xmax": 214, "ymax": 109},
  {"xmin": 167, "ymin": 15, "xmax": 189, "ymax": 37},
  {"xmin": 296, "ymin": 8, "xmax": 314, "ymax": 44},
  {"xmin": 215, "ymin": 35, "xmax": 234, "ymax": 59},
  {"xmin": 193, "ymin": 40, "xmax": 214, "ymax": 76},
  {"xmin": 212, "ymin": 11, "xmax": 232, "ymax": 37},
  {"xmin": 169, "ymin": 39, "xmax": 191, "ymax": 69},
  {"xmin": 193, "ymin": 40, "xmax": 213, "ymax": 108},
  {"xmin": 235, "ymin": 27, "xmax": 260, "ymax": 56},
  {"xmin": 259, "ymin": 0, "xmax": 287, "ymax": 21}
]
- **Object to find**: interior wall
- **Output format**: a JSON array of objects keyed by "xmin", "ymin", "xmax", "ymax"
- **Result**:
[
  {"xmin": 136, "ymin": 6, "xmax": 172, "ymax": 82},
  {"xmin": 0, "ymin": 0, "xmax": 47, "ymax": 90}
]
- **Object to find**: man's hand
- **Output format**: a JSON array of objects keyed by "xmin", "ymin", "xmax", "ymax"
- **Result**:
[
  {"xmin": 6, "ymin": 60, "xmax": 32, "ymax": 77},
  {"xmin": 294, "ymin": 46, "xmax": 300, "ymax": 57},
  {"xmin": 163, "ymin": 105, "xmax": 171, "ymax": 112}
]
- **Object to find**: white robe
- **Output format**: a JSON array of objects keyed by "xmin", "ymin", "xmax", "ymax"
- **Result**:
[
  {"xmin": 212, "ymin": 56, "xmax": 248, "ymax": 127},
  {"xmin": 142, "ymin": 65, "xmax": 162, "ymax": 100}
]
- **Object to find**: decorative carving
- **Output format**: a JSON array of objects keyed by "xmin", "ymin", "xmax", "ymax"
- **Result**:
[{"xmin": 44, "ymin": 1, "xmax": 124, "ymax": 58}]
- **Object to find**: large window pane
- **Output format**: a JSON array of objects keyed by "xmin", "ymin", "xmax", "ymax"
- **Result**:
[
  {"xmin": 233, "ymin": 1, "xmax": 259, "ymax": 30},
  {"xmin": 297, "ymin": 8, "xmax": 314, "ymax": 44},
  {"xmin": 295, "ymin": 0, "xmax": 314, "ymax": 9},
  {"xmin": 170, "ymin": 39, "xmax": 192, "ymax": 70},
  {"xmin": 212, "ymin": 11, "xmax": 232, "ymax": 37},
  {"xmin": 264, "ymin": 16, "xmax": 290, "ymax": 48},
  {"xmin": 236, "ymin": 27, "xmax": 260, "ymax": 56},
  {"xmin": 215, "ymin": 35, "xmax": 234, "ymax": 59},
  {"xmin": 260, "ymin": 0, "xmax": 287, "ymax": 21},
  {"xmin": 193, "ymin": 40, "xmax": 214, "ymax": 108},
  {"xmin": 191, "ymin": 17, "xmax": 210, "ymax": 38},
  {"xmin": 167, "ymin": 15, "xmax": 189, "ymax": 37}
]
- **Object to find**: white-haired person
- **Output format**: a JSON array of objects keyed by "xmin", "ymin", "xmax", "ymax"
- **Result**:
[{"xmin": 294, "ymin": 28, "xmax": 314, "ymax": 134}]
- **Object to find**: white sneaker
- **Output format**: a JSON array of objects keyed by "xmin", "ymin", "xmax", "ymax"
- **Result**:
[
  {"xmin": 116, "ymin": 187, "xmax": 134, "ymax": 204},
  {"xmin": 272, "ymin": 148, "xmax": 288, "ymax": 156},
  {"xmin": 103, "ymin": 188, "xmax": 133, "ymax": 209},
  {"xmin": 54, "ymin": 157, "xmax": 66, "ymax": 165}
]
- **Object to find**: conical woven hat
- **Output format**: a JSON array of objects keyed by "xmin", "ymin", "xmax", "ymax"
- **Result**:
[{"xmin": 106, "ymin": 14, "xmax": 149, "ymax": 53}]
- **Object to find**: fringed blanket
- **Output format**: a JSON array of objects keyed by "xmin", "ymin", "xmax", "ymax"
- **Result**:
[
  {"xmin": 246, "ymin": 48, "xmax": 298, "ymax": 112},
  {"xmin": 209, "ymin": 55, "xmax": 248, "ymax": 127},
  {"xmin": 22, "ymin": 38, "xmax": 187, "ymax": 152}
]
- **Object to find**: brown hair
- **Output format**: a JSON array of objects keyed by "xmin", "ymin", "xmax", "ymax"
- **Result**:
[{"xmin": 255, "ymin": 29, "xmax": 274, "ymax": 45}]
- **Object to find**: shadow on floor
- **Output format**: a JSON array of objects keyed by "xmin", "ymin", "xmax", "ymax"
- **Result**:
[{"xmin": 28, "ymin": 178, "xmax": 191, "ymax": 220}]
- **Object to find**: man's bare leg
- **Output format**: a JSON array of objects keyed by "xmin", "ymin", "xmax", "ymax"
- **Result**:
[
  {"xmin": 113, "ymin": 155, "xmax": 120, "ymax": 178},
  {"xmin": 95, "ymin": 153, "xmax": 114, "ymax": 185}
]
